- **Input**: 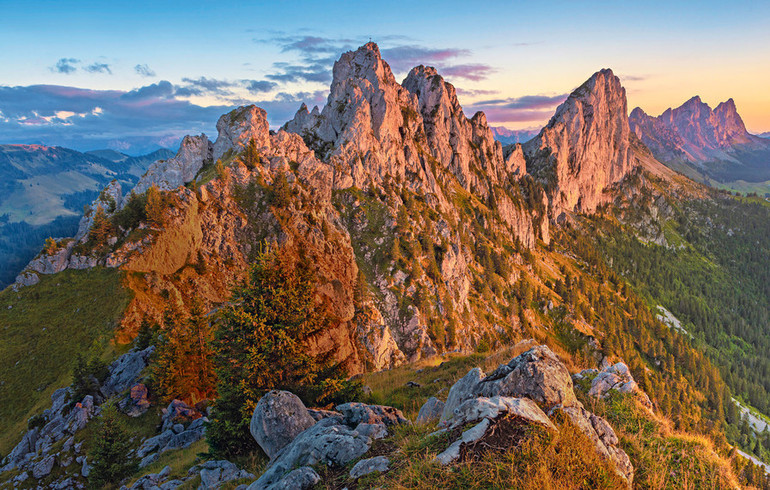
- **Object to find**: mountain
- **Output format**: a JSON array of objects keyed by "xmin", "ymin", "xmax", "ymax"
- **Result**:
[
  {"xmin": 1, "ymin": 43, "xmax": 769, "ymax": 489},
  {"xmin": 759, "ymin": 131, "xmax": 770, "ymax": 139},
  {"xmin": 0, "ymin": 145, "xmax": 172, "ymax": 288},
  {"xmin": 629, "ymin": 97, "xmax": 770, "ymax": 184},
  {"xmin": 522, "ymin": 68, "xmax": 633, "ymax": 216},
  {"xmin": 490, "ymin": 126, "xmax": 539, "ymax": 145}
]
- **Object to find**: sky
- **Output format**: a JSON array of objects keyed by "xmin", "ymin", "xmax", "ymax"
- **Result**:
[{"xmin": 0, "ymin": 0, "xmax": 768, "ymax": 154}]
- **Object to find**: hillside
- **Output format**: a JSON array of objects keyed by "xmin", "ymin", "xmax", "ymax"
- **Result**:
[
  {"xmin": 1, "ymin": 43, "xmax": 769, "ymax": 488},
  {"xmin": 0, "ymin": 146, "xmax": 173, "ymax": 288}
]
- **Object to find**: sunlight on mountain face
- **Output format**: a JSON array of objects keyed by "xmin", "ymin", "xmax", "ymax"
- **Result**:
[{"xmin": 0, "ymin": 3, "xmax": 769, "ymax": 488}]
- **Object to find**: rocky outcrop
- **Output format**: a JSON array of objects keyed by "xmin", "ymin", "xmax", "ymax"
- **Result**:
[
  {"xmin": 416, "ymin": 397, "xmax": 445, "ymax": 424},
  {"xmin": 133, "ymin": 135, "xmax": 213, "ymax": 194},
  {"xmin": 440, "ymin": 344, "xmax": 578, "ymax": 423},
  {"xmin": 524, "ymin": 68, "xmax": 634, "ymax": 216},
  {"xmin": 101, "ymin": 346, "xmax": 154, "ymax": 398},
  {"xmin": 432, "ymin": 343, "xmax": 633, "ymax": 486}
]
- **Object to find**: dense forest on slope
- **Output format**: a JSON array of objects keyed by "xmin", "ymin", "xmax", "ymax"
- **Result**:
[{"xmin": 588, "ymin": 193, "xmax": 770, "ymax": 463}]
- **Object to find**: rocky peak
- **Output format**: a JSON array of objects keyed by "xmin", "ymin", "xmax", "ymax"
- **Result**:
[
  {"xmin": 630, "ymin": 95, "xmax": 767, "ymax": 167},
  {"xmin": 133, "ymin": 135, "xmax": 213, "ymax": 195},
  {"xmin": 213, "ymin": 105, "xmax": 271, "ymax": 160},
  {"xmin": 523, "ymin": 68, "xmax": 634, "ymax": 215}
]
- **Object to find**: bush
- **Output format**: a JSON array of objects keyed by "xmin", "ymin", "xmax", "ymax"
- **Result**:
[{"xmin": 71, "ymin": 353, "xmax": 109, "ymax": 403}]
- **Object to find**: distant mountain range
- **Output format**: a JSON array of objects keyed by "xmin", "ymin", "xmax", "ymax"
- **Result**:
[
  {"xmin": 629, "ymin": 97, "xmax": 770, "ymax": 185},
  {"xmin": 490, "ymin": 126, "xmax": 539, "ymax": 145},
  {"xmin": 0, "ymin": 145, "xmax": 172, "ymax": 287}
]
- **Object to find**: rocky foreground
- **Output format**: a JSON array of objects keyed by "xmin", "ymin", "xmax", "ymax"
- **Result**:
[{"xmin": 0, "ymin": 342, "xmax": 651, "ymax": 489}]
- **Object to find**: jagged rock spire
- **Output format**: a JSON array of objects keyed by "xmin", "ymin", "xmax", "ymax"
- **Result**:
[{"xmin": 524, "ymin": 68, "xmax": 634, "ymax": 215}]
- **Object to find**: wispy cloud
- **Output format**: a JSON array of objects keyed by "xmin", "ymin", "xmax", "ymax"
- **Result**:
[
  {"xmin": 85, "ymin": 62, "xmax": 112, "ymax": 74},
  {"xmin": 51, "ymin": 58, "xmax": 79, "ymax": 74},
  {"xmin": 134, "ymin": 64, "xmax": 156, "ymax": 77},
  {"xmin": 255, "ymin": 34, "xmax": 497, "ymax": 84},
  {"xmin": 465, "ymin": 93, "xmax": 568, "ymax": 123},
  {"xmin": 245, "ymin": 80, "xmax": 278, "ymax": 93}
]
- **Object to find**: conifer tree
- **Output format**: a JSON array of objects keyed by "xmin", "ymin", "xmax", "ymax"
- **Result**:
[
  {"xmin": 89, "ymin": 205, "xmax": 112, "ymax": 246},
  {"xmin": 88, "ymin": 405, "xmax": 138, "ymax": 488},
  {"xmin": 145, "ymin": 185, "xmax": 165, "ymax": 227},
  {"xmin": 207, "ymin": 244, "xmax": 358, "ymax": 458},
  {"xmin": 242, "ymin": 137, "xmax": 260, "ymax": 170}
]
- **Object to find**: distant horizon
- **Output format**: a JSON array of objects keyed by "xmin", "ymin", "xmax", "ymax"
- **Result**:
[{"xmin": 1, "ymin": 0, "xmax": 768, "ymax": 152}]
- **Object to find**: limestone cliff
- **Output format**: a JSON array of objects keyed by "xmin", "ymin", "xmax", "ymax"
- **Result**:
[{"xmin": 523, "ymin": 68, "xmax": 634, "ymax": 217}]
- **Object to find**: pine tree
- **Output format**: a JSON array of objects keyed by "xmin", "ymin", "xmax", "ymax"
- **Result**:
[
  {"xmin": 145, "ymin": 185, "xmax": 165, "ymax": 227},
  {"xmin": 88, "ymin": 405, "xmax": 138, "ymax": 488},
  {"xmin": 152, "ymin": 303, "xmax": 216, "ymax": 404},
  {"xmin": 242, "ymin": 137, "xmax": 261, "ymax": 170},
  {"xmin": 89, "ymin": 205, "xmax": 112, "ymax": 246},
  {"xmin": 207, "ymin": 244, "xmax": 358, "ymax": 458}
]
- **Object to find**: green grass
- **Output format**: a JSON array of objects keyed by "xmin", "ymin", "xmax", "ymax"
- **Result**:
[{"xmin": 0, "ymin": 267, "xmax": 130, "ymax": 455}]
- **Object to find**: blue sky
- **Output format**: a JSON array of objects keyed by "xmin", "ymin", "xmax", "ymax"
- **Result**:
[{"xmin": 1, "ymin": 0, "xmax": 768, "ymax": 153}]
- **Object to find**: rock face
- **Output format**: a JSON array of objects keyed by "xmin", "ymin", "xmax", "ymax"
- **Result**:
[
  {"xmin": 250, "ymin": 391, "xmax": 317, "ymax": 459},
  {"xmin": 576, "ymin": 361, "xmax": 653, "ymax": 411},
  {"xmin": 523, "ymin": 68, "xmax": 634, "ymax": 216},
  {"xmin": 133, "ymin": 135, "xmax": 213, "ymax": 194},
  {"xmin": 629, "ymin": 96, "xmax": 770, "ymax": 181}
]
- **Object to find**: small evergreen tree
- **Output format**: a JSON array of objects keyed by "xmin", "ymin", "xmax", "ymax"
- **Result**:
[
  {"xmin": 242, "ymin": 138, "xmax": 261, "ymax": 170},
  {"xmin": 44, "ymin": 237, "xmax": 57, "ymax": 255},
  {"xmin": 145, "ymin": 185, "xmax": 165, "ymax": 227},
  {"xmin": 134, "ymin": 318, "xmax": 157, "ymax": 351},
  {"xmin": 207, "ymin": 244, "xmax": 359, "ymax": 458},
  {"xmin": 89, "ymin": 205, "xmax": 112, "ymax": 247},
  {"xmin": 152, "ymin": 302, "xmax": 216, "ymax": 404},
  {"xmin": 88, "ymin": 405, "xmax": 138, "ymax": 488},
  {"xmin": 270, "ymin": 172, "xmax": 292, "ymax": 208},
  {"xmin": 71, "ymin": 354, "xmax": 109, "ymax": 403}
]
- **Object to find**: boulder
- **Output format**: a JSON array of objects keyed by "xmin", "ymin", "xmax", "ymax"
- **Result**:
[
  {"xmin": 162, "ymin": 399, "xmax": 199, "ymax": 432},
  {"xmin": 307, "ymin": 408, "xmax": 343, "ymax": 423},
  {"xmin": 198, "ymin": 460, "xmax": 254, "ymax": 488},
  {"xmin": 354, "ymin": 422, "xmax": 387, "ymax": 440},
  {"xmin": 336, "ymin": 402, "xmax": 408, "ymax": 428},
  {"xmin": 31, "ymin": 454, "xmax": 55, "ymax": 479},
  {"xmin": 584, "ymin": 362, "xmax": 653, "ymax": 411},
  {"xmin": 268, "ymin": 466, "xmax": 320, "ymax": 490},
  {"xmin": 120, "ymin": 383, "xmax": 151, "ymax": 417},
  {"xmin": 416, "ymin": 397, "xmax": 445, "ymax": 424},
  {"xmin": 248, "ymin": 419, "xmax": 371, "ymax": 489},
  {"xmin": 479, "ymin": 345, "xmax": 578, "ymax": 410},
  {"xmin": 440, "ymin": 367, "xmax": 484, "ymax": 423},
  {"xmin": 349, "ymin": 455, "xmax": 390, "ymax": 479},
  {"xmin": 250, "ymin": 391, "xmax": 316, "ymax": 460}
]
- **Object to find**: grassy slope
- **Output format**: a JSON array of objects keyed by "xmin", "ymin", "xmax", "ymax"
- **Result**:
[
  {"xmin": 0, "ymin": 268, "xmax": 130, "ymax": 456},
  {"xmin": 359, "ymin": 347, "xmax": 740, "ymax": 489}
]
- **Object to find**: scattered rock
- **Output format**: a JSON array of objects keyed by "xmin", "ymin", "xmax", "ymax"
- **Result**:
[
  {"xmin": 197, "ymin": 460, "xmax": 254, "ymax": 488},
  {"xmin": 250, "ymin": 390, "xmax": 316, "ymax": 460},
  {"xmin": 406, "ymin": 381, "xmax": 421, "ymax": 388},
  {"xmin": 31, "ymin": 454, "xmax": 55, "ymax": 479},
  {"xmin": 581, "ymin": 362, "xmax": 653, "ymax": 411},
  {"xmin": 101, "ymin": 346, "xmax": 155, "ymax": 399},
  {"xmin": 336, "ymin": 402, "xmax": 409, "ymax": 428},
  {"xmin": 350, "ymin": 455, "xmax": 390, "ymax": 479},
  {"xmin": 416, "ymin": 397, "xmax": 444, "ymax": 424}
]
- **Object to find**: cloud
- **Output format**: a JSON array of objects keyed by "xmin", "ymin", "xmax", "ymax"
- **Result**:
[
  {"xmin": 621, "ymin": 74, "xmax": 647, "ymax": 82},
  {"xmin": 465, "ymin": 93, "xmax": 569, "ymax": 124},
  {"xmin": 437, "ymin": 64, "xmax": 495, "ymax": 82},
  {"xmin": 179, "ymin": 76, "xmax": 238, "ymax": 97},
  {"xmin": 134, "ymin": 64, "xmax": 156, "ymax": 77},
  {"xmin": 256, "ymin": 34, "xmax": 497, "ymax": 85},
  {"xmin": 455, "ymin": 88, "xmax": 499, "ymax": 98},
  {"xmin": 85, "ymin": 62, "xmax": 112, "ymax": 74},
  {"xmin": 245, "ymin": 80, "xmax": 278, "ymax": 93},
  {"xmin": 51, "ymin": 58, "xmax": 79, "ymax": 74},
  {"xmin": 0, "ymin": 79, "xmax": 329, "ymax": 153}
]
